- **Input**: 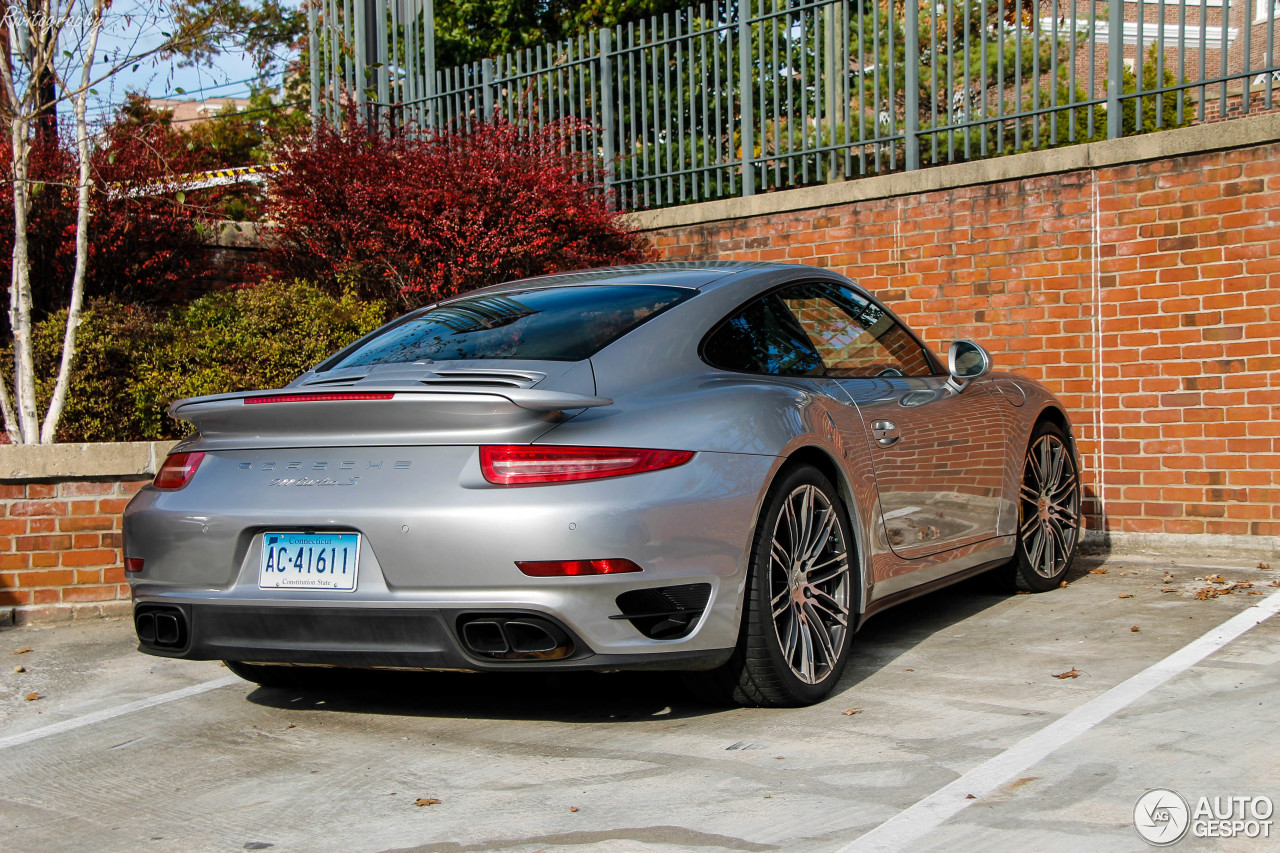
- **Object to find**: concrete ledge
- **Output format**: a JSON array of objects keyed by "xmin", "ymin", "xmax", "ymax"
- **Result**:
[
  {"xmin": 0, "ymin": 441, "xmax": 180, "ymax": 481},
  {"xmin": 1083, "ymin": 531, "xmax": 1280, "ymax": 562},
  {"xmin": 4, "ymin": 601, "xmax": 131, "ymax": 626},
  {"xmin": 628, "ymin": 111, "xmax": 1280, "ymax": 230}
]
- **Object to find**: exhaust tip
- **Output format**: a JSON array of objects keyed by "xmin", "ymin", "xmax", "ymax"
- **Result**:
[
  {"xmin": 504, "ymin": 620, "xmax": 561, "ymax": 654},
  {"xmin": 135, "ymin": 612, "xmax": 156, "ymax": 643},
  {"xmin": 457, "ymin": 614, "xmax": 573, "ymax": 661},
  {"xmin": 461, "ymin": 620, "xmax": 509, "ymax": 654},
  {"xmin": 134, "ymin": 605, "xmax": 188, "ymax": 650}
]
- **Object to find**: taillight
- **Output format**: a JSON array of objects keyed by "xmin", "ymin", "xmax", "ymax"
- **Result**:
[
  {"xmin": 480, "ymin": 446, "xmax": 694, "ymax": 486},
  {"xmin": 153, "ymin": 452, "xmax": 205, "ymax": 490},
  {"xmin": 516, "ymin": 559, "xmax": 643, "ymax": 577}
]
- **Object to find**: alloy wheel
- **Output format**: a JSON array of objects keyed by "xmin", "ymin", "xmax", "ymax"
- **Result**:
[
  {"xmin": 1018, "ymin": 432, "xmax": 1080, "ymax": 579},
  {"xmin": 767, "ymin": 484, "xmax": 852, "ymax": 685}
]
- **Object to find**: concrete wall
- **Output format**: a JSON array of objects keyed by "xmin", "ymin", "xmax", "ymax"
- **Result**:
[
  {"xmin": 630, "ymin": 112, "xmax": 1280, "ymax": 545},
  {"xmin": 0, "ymin": 442, "xmax": 176, "ymax": 625}
]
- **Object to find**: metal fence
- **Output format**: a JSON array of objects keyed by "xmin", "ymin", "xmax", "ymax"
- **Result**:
[{"xmin": 310, "ymin": 0, "xmax": 1280, "ymax": 210}]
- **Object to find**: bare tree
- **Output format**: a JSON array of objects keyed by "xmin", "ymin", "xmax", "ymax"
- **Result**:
[{"xmin": 0, "ymin": 1, "xmax": 292, "ymax": 443}]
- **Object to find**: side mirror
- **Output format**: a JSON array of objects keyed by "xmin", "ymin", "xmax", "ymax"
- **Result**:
[{"xmin": 945, "ymin": 340, "xmax": 991, "ymax": 395}]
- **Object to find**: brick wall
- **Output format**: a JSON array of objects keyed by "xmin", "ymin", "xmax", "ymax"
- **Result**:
[
  {"xmin": 636, "ymin": 115, "xmax": 1280, "ymax": 540},
  {"xmin": 0, "ymin": 442, "xmax": 173, "ymax": 625},
  {"xmin": 0, "ymin": 480, "xmax": 145, "ymax": 623}
]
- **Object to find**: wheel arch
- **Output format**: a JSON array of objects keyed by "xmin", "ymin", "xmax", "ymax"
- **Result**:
[
  {"xmin": 1031, "ymin": 403, "xmax": 1082, "ymax": 465},
  {"xmin": 1033, "ymin": 404, "xmax": 1072, "ymax": 440}
]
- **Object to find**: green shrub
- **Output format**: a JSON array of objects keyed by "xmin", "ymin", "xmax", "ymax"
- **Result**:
[
  {"xmin": 132, "ymin": 280, "xmax": 386, "ymax": 438},
  {"xmin": 19, "ymin": 280, "xmax": 386, "ymax": 442},
  {"xmin": 24, "ymin": 301, "xmax": 165, "ymax": 442}
]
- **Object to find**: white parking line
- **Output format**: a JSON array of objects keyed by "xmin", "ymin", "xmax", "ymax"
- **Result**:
[
  {"xmin": 836, "ymin": 588, "xmax": 1280, "ymax": 853},
  {"xmin": 0, "ymin": 675, "xmax": 241, "ymax": 752}
]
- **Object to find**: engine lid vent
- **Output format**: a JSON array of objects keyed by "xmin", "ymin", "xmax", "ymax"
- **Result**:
[
  {"xmin": 300, "ymin": 367, "xmax": 545, "ymax": 390},
  {"xmin": 418, "ymin": 369, "xmax": 545, "ymax": 389}
]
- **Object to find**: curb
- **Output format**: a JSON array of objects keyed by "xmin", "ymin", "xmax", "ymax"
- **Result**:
[{"xmin": 1081, "ymin": 531, "xmax": 1280, "ymax": 562}]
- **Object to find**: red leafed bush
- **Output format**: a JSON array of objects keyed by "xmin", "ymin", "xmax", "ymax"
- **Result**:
[
  {"xmin": 266, "ymin": 116, "xmax": 651, "ymax": 309},
  {"xmin": 0, "ymin": 108, "xmax": 223, "ymax": 323}
]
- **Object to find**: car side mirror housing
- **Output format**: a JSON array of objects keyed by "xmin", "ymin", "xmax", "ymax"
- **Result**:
[{"xmin": 945, "ymin": 340, "xmax": 992, "ymax": 395}]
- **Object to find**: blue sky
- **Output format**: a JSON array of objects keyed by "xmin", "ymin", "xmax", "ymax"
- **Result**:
[{"xmin": 80, "ymin": 1, "xmax": 300, "ymax": 122}]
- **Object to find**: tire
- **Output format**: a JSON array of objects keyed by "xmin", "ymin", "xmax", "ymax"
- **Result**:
[
  {"xmin": 691, "ymin": 465, "xmax": 857, "ymax": 707},
  {"xmin": 223, "ymin": 660, "xmax": 331, "ymax": 689},
  {"xmin": 1006, "ymin": 421, "xmax": 1082, "ymax": 592}
]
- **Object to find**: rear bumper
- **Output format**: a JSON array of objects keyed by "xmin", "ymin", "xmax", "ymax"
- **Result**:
[
  {"xmin": 132, "ymin": 601, "xmax": 733, "ymax": 672},
  {"xmin": 125, "ymin": 447, "xmax": 777, "ymax": 658}
]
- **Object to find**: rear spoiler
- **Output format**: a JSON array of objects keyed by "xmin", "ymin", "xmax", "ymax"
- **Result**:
[{"xmin": 167, "ymin": 386, "xmax": 612, "ymax": 446}]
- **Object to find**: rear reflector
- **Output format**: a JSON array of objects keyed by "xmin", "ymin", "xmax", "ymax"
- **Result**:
[
  {"xmin": 153, "ymin": 452, "xmax": 205, "ymax": 490},
  {"xmin": 244, "ymin": 392, "xmax": 395, "ymax": 404},
  {"xmin": 480, "ymin": 445, "xmax": 694, "ymax": 485},
  {"xmin": 516, "ymin": 559, "xmax": 643, "ymax": 577},
  {"xmin": 125, "ymin": 558, "xmax": 145, "ymax": 573}
]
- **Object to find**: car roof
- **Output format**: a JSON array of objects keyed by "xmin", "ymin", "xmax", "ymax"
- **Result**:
[{"xmin": 447, "ymin": 262, "xmax": 800, "ymax": 301}]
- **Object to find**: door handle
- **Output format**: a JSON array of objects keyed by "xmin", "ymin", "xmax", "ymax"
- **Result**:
[{"xmin": 871, "ymin": 420, "xmax": 900, "ymax": 447}]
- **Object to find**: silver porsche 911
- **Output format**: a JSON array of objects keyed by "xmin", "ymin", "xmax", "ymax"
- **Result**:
[{"xmin": 123, "ymin": 262, "xmax": 1081, "ymax": 706}]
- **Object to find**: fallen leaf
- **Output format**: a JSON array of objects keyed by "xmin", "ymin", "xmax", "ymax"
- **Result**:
[
  {"xmin": 1248, "ymin": 591, "xmax": 1263, "ymax": 596},
  {"xmin": 1205, "ymin": 574, "xmax": 1226, "ymax": 584},
  {"xmin": 965, "ymin": 794, "xmax": 976, "ymax": 799},
  {"xmin": 1163, "ymin": 573, "xmax": 1175, "ymax": 583},
  {"xmin": 905, "ymin": 668, "xmax": 914, "ymax": 672},
  {"xmin": 1059, "ymin": 580, "xmax": 1068, "ymax": 588},
  {"xmin": 843, "ymin": 708, "xmax": 863, "ymax": 716},
  {"xmin": 1052, "ymin": 668, "xmax": 1082, "ymax": 679},
  {"xmin": 1272, "ymin": 581, "xmax": 1280, "ymax": 588},
  {"xmin": 1015, "ymin": 590, "xmax": 1031, "ymax": 595},
  {"xmin": 1195, "ymin": 588, "xmax": 1220, "ymax": 600},
  {"xmin": 25, "ymin": 691, "xmax": 40, "ymax": 701},
  {"xmin": 13, "ymin": 665, "xmax": 25, "ymax": 673},
  {"xmin": 10, "ymin": 647, "xmax": 31, "ymax": 656},
  {"xmin": 414, "ymin": 798, "xmax": 441, "ymax": 807},
  {"xmin": 1131, "ymin": 626, "xmax": 1140, "ymax": 632},
  {"xmin": 570, "ymin": 806, "xmax": 579, "ymax": 813},
  {"xmin": 1237, "ymin": 581, "xmax": 1253, "ymax": 589},
  {"xmin": 1089, "ymin": 568, "xmax": 1108, "ymax": 575},
  {"xmin": 1161, "ymin": 588, "xmax": 1178, "ymax": 594},
  {"xmin": 1259, "ymin": 562, "xmax": 1272, "ymax": 570},
  {"xmin": 1118, "ymin": 594, "xmax": 1133, "ymax": 599},
  {"xmin": 286, "ymin": 724, "xmax": 295, "ymax": 729}
]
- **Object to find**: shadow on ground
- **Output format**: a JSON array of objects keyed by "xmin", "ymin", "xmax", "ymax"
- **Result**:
[{"xmin": 241, "ymin": 560, "xmax": 1092, "ymax": 723}]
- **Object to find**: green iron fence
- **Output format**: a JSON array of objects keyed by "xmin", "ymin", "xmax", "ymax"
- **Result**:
[{"xmin": 309, "ymin": 0, "xmax": 1280, "ymax": 209}]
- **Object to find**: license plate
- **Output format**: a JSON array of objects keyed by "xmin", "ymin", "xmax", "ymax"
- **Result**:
[{"xmin": 259, "ymin": 532, "xmax": 360, "ymax": 591}]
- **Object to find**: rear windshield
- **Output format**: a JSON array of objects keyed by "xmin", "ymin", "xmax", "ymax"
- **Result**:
[{"xmin": 321, "ymin": 284, "xmax": 694, "ymax": 369}]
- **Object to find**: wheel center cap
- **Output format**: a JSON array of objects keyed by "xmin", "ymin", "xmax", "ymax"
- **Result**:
[{"xmin": 1037, "ymin": 495, "xmax": 1051, "ymax": 521}]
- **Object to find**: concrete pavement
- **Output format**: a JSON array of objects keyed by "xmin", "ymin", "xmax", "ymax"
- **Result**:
[{"xmin": 1, "ymin": 550, "xmax": 1277, "ymax": 852}]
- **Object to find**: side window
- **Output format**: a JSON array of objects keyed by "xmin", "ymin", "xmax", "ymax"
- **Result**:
[
  {"xmin": 779, "ymin": 283, "xmax": 934, "ymax": 378},
  {"xmin": 703, "ymin": 294, "xmax": 825, "ymax": 376}
]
